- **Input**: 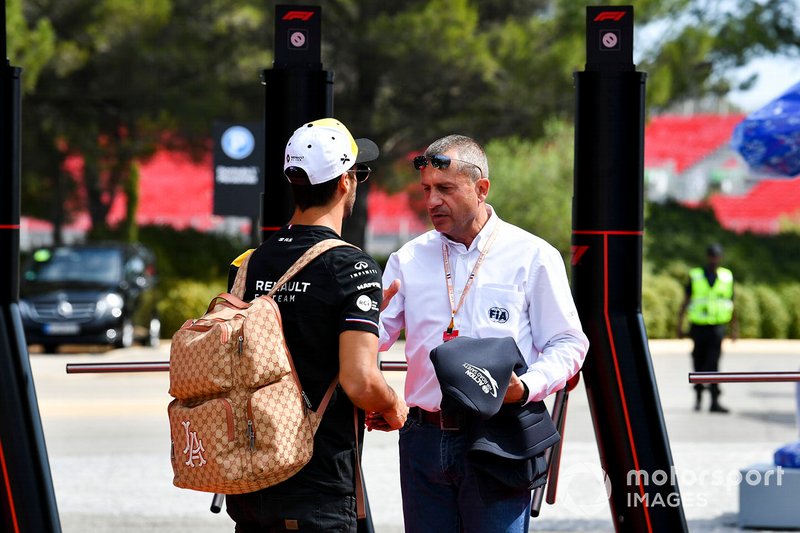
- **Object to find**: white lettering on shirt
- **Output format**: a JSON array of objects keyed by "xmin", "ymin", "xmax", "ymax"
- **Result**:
[{"xmin": 254, "ymin": 280, "xmax": 311, "ymax": 293}]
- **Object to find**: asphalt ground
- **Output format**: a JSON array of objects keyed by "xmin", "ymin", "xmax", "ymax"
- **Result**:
[{"xmin": 31, "ymin": 338, "xmax": 800, "ymax": 532}]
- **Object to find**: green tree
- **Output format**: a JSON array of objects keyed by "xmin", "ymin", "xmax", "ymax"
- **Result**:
[
  {"xmin": 484, "ymin": 119, "xmax": 574, "ymax": 259},
  {"xmin": 638, "ymin": 0, "xmax": 800, "ymax": 110},
  {"xmin": 14, "ymin": 0, "xmax": 268, "ymax": 240},
  {"xmin": 5, "ymin": 0, "xmax": 56, "ymax": 91},
  {"xmin": 11, "ymin": 0, "xmax": 800, "ymax": 246}
]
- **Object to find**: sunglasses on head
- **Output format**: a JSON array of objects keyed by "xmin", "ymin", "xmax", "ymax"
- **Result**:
[
  {"xmin": 347, "ymin": 163, "xmax": 371, "ymax": 183},
  {"xmin": 413, "ymin": 155, "xmax": 483, "ymax": 179}
]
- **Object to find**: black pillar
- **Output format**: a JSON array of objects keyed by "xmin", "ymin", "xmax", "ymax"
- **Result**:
[
  {"xmin": 260, "ymin": 5, "xmax": 333, "ymax": 242},
  {"xmin": 0, "ymin": 6, "xmax": 62, "ymax": 531},
  {"xmin": 572, "ymin": 6, "xmax": 688, "ymax": 532}
]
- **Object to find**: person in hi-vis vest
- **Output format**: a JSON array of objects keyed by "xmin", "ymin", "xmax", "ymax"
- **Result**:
[{"xmin": 677, "ymin": 243, "xmax": 738, "ymax": 413}]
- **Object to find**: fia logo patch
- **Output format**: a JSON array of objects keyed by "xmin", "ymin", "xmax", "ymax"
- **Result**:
[{"xmin": 488, "ymin": 307, "xmax": 509, "ymax": 323}]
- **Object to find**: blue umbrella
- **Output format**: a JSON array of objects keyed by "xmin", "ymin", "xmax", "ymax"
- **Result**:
[{"xmin": 731, "ymin": 80, "xmax": 800, "ymax": 177}]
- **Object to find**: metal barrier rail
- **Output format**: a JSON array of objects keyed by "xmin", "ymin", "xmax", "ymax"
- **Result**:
[
  {"xmin": 689, "ymin": 371, "xmax": 800, "ymax": 384},
  {"xmin": 65, "ymin": 361, "xmax": 408, "ymax": 374},
  {"xmin": 66, "ymin": 361, "xmax": 170, "ymax": 374},
  {"xmin": 66, "ymin": 358, "xmax": 576, "ymax": 517}
]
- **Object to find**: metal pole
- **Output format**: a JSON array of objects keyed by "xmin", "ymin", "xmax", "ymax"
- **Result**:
[
  {"xmin": 66, "ymin": 361, "xmax": 408, "ymax": 374},
  {"xmin": 689, "ymin": 371, "xmax": 800, "ymax": 384},
  {"xmin": 531, "ymin": 387, "xmax": 567, "ymax": 517},
  {"xmin": 66, "ymin": 361, "xmax": 170, "ymax": 374},
  {"xmin": 378, "ymin": 361, "xmax": 407, "ymax": 371},
  {"xmin": 0, "ymin": 6, "xmax": 62, "ymax": 530},
  {"xmin": 260, "ymin": 5, "xmax": 332, "ymax": 242},
  {"xmin": 572, "ymin": 6, "xmax": 687, "ymax": 531}
]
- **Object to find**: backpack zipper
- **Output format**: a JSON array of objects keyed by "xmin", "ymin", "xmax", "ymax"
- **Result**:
[
  {"xmin": 301, "ymin": 391, "xmax": 312, "ymax": 410},
  {"xmin": 246, "ymin": 399, "xmax": 255, "ymax": 450}
]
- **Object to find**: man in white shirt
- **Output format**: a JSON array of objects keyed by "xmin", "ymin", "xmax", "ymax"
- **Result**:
[{"xmin": 375, "ymin": 134, "xmax": 589, "ymax": 533}]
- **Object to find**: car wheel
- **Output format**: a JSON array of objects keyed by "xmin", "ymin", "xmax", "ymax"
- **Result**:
[
  {"xmin": 146, "ymin": 317, "xmax": 161, "ymax": 348},
  {"xmin": 115, "ymin": 319, "xmax": 134, "ymax": 349},
  {"xmin": 41, "ymin": 343, "xmax": 59, "ymax": 354}
]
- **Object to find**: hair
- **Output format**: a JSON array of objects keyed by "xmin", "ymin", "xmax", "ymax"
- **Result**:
[
  {"xmin": 291, "ymin": 175, "xmax": 342, "ymax": 211},
  {"xmin": 424, "ymin": 134, "xmax": 489, "ymax": 182},
  {"xmin": 706, "ymin": 243, "xmax": 724, "ymax": 257}
]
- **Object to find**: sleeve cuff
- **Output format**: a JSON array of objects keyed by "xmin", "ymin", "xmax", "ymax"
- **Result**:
[{"xmin": 520, "ymin": 370, "xmax": 550, "ymax": 403}]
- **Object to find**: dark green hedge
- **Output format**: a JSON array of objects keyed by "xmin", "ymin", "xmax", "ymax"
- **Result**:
[
  {"xmin": 645, "ymin": 201, "xmax": 800, "ymax": 285},
  {"xmin": 136, "ymin": 225, "xmax": 248, "ymax": 283},
  {"xmin": 157, "ymin": 279, "xmax": 227, "ymax": 338},
  {"xmin": 641, "ymin": 201, "xmax": 800, "ymax": 339},
  {"xmin": 643, "ymin": 278, "xmax": 800, "ymax": 339}
]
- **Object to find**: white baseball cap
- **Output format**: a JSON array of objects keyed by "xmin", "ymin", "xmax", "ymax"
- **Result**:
[{"xmin": 283, "ymin": 118, "xmax": 380, "ymax": 185}]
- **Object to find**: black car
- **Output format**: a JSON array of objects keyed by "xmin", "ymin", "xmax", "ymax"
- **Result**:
[{"xmin": 19, "ymin": 242, "xmax": 161, "ymax": 353}]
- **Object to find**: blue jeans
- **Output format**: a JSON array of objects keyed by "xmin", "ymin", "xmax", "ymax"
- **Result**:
[{"xmin": 399, "ymin": 418, "xmax": 532, "ymax": 533}]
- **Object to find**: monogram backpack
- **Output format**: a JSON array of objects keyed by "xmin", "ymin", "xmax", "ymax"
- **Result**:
[{"xmin": 167, "ymin": 239, "xmax": 357, "ymax": 495}]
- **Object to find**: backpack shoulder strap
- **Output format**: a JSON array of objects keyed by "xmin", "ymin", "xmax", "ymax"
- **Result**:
[
  {"xmin": 230, "ymin": 249, "xmax": 254, "ymax": 299},
  {"xmin": 267, "ymin": 239, "xmax": 358, "ymax": 298}
]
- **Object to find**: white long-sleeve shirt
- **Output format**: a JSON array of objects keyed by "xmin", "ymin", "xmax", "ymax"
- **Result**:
[{"xmin": 379, "ymin": 207, "xmax": 589, "ymax": 411}]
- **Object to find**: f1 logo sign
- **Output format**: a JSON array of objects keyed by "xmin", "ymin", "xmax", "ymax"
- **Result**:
[
  {"xmin": 593, "ymin": 11, "xmax": 626, "ymax": 22},
  {"xmin": 282, "ymin": 10, "xmax": 314, "ymax": 21}
]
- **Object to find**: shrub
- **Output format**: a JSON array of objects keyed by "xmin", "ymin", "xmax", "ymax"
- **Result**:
[
  {"xmin": 779, "ymin": 283, "xmax": 800, "ymax": 339},
  {"xmin": 137, "ymin": 225, "xmax": 248, "ymax": 283},
  {"xmin": 661, "ymin": 260, "xmax": 691, "ymax": 287},
  {"xmin": 753, "ymin": 285, "xmax": 790, "ymax": 339},
  {"xmin": 642, "ymin": 271, "xmax": 684, "ymax": 338},
  {"xmin": 486, "ymin": 122, "xmax": 574, "ymax": 257},
  {"xmin": 157, "ymin": 280, "xmax": 227, "ymax": 338},
  {"xmin": 734, "ymin": 285, "xmax": 760, "ymax": 338}
]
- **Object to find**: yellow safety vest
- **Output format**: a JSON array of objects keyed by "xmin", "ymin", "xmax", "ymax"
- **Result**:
[{"xmin": 687, "ymin": 267, "xmax": 734, "ymax": 325}]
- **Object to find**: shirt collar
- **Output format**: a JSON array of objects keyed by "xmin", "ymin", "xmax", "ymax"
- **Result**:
[{"xmin": 440, "ymin": 205, "xmax": 499, "ymax": 253}]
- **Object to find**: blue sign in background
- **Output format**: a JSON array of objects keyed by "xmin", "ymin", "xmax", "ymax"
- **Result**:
[{"xmin": 212, "ymin": 122, "xmax": 264, "ymax": 218}]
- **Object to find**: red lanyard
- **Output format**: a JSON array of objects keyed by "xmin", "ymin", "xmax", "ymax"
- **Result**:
[{"xmin": 442, "ymin": 224, "xmax": 499, "ymax": 335}]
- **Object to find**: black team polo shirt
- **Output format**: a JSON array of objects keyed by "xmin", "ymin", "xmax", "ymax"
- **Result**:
[{"xmin": 232, "ymin": 224, "xmax": 383, "ymax": 496}]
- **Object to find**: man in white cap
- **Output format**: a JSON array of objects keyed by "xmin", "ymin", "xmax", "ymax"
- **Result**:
[{"xmin": 225, "ymin": 118, "xmax": 408, "ymax": 532}]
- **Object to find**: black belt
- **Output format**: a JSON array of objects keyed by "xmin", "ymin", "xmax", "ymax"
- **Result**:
[{"xmin": 410, "ymin": 406, "xmax": 465, "ymax": 431}]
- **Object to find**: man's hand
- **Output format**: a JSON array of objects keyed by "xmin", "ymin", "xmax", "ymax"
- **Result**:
[
  {"xmin": 502, "ymin": 373, "xmax": 527, "ymax": 404},
  {"xmin": 381, "ymin": 279, "xmax": 401, "ymax": 312},
  {"xmin": 365, "ymin": 396, "xmax": 408, "ymax": 432}
]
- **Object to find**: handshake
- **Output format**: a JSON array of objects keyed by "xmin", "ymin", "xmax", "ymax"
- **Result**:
[{"xmin": 365, "ymin": 391, "xmax": 408, "ymax": 432}]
